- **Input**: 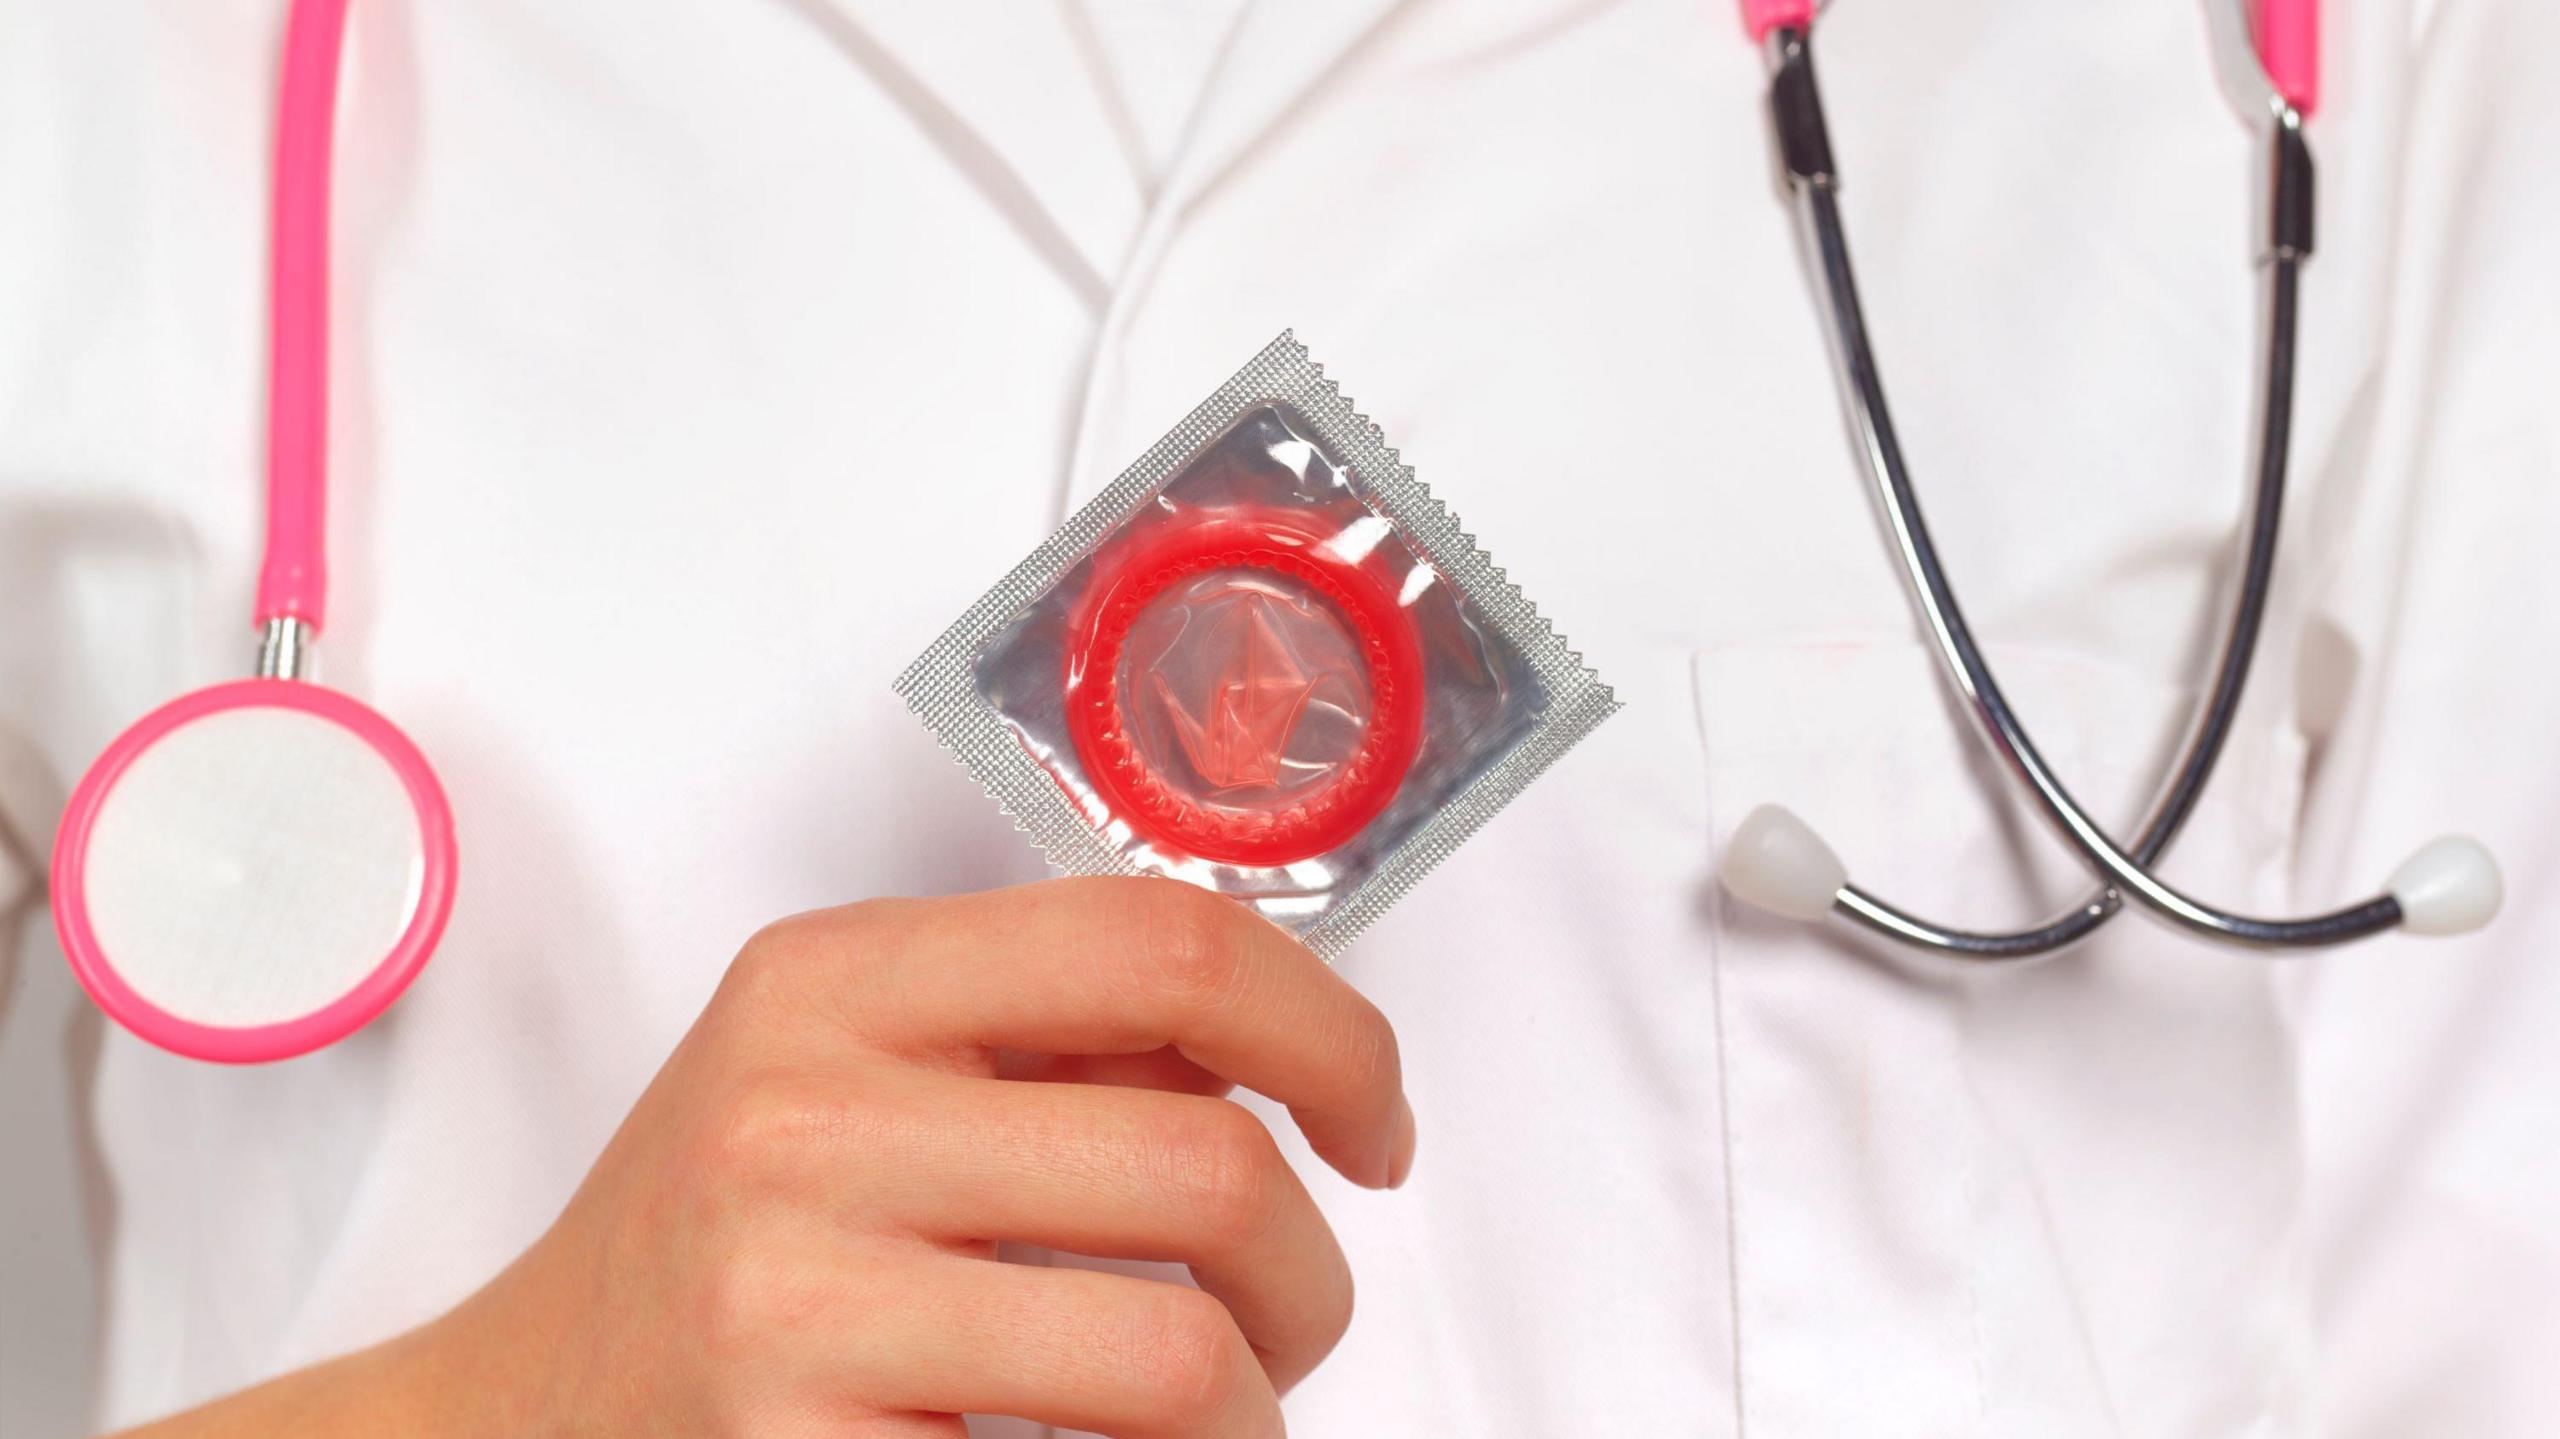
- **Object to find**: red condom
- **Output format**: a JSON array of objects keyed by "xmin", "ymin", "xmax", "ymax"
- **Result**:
[{"xmin": 1065, "ymin": 510, "xmax": 1426, "ymax": 866}]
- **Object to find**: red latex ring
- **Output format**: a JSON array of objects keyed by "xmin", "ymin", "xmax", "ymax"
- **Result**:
[{"xmin": 1065, "ymin": 509, "xmax": 1426, "ymax": 866}]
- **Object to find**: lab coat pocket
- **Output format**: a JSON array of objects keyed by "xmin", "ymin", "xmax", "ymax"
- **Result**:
[{"xmin": 1693, "ymin": 641, "xmax": 2313, "ymax": 1439}]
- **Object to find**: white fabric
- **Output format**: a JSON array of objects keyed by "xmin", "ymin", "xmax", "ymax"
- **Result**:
[
  {"xmin": 2, "ymin": 0, "xmax": 2557, "ymax": 1434},
  {"xmin": 82, "ymin": 704, "xmax": 424, "ymax": 1028}
]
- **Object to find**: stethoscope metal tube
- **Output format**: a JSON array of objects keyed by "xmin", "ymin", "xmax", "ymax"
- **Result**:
[
  {"xmin": 257, "ymin": 617, "xmax": 316, "ymax": 682},
  {"xmin": 1832, "ymin": 234, "xmax": 2303, "ymax": 958},
  {"xmin": 1774, "ymin": 26, "xmax": 2304, "ymax": 958},
  {"xmin": 1725, "ymin": 24, "xmax": 2502, "ymax": 953}
]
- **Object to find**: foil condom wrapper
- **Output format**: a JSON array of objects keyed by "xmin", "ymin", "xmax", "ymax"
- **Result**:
[{"xmin": 897, "ymin": 334, "xmax": 1617, "ymax": 956}]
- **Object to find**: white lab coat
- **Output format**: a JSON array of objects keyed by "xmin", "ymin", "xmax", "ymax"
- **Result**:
[{"xmin": 3, "ymin": 0, "xmax": 2555, "ymax": 1434}]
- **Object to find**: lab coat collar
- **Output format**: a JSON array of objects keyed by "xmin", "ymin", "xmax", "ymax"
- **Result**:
[
  {"xmin": 784, "ymin": 0, "xmax": 1143, "ymax": 304},
  {"xmin": 1152, "ymin": 0, "xmax": 1421, "ymax": 217},
  {"xmin": 788, "ymin": 0, "xmax": 1415, "ymax": 302}
]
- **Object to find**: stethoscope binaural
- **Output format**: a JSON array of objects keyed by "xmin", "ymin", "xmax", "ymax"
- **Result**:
[
  {"xmin": 1717, "ymin": 0, "xmax": 2505, "ymax": 955},
  {"xmin": 52, "ymin": 0, "xmax": 456, "ymax": 1062}
]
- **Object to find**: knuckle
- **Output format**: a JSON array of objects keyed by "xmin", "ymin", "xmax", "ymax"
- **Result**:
[
  {"xmin": 694, "ymin": 1248, "xmax": 775, "ymax": 1362},
  {"xmin": 694, "ymin": 1245, "xmax": 825, "ymax": 1369},
  {"xmin": 699, "ymin": 1082, "xmax": 796, "ymax": 1185},
  {"xmin": 721, "ymin": 901, "xmax": 909, "ymax": 1031},
  {"xmin": 1125, "ymin": 881, "xmax": 1247, "ymax": 1004},
  {"xmin": 1157, "ymin": 1101, "xmax": 1287, "ymax": 1252},
  {"xmin": 734, "ymin": 914, "xmax": 801, "ymax": 968},
  {"xmin": 739, "ymin": 907, "xmax": 834, "ymax": 965},
  {"xmin": 697, "ymin": 1076, "xmax": 867, "ymax": 1196},
  {"xmin": 723, "ymin": 914, "xmax": 821, "ymax": 1006},
  {"xmin": 1128, "ymin": 1287, "xmax": 1254, "ymax": 1429},
  {"xmin": 733, "ymin": 900, "xmax": 898, "ymax": 979}
]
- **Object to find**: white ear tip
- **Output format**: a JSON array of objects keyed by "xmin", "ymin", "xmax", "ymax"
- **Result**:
[
  {"xmin": 2387, "ymin": 835, "xmax": 2502, "ymax": 936},
  {"xmin": 1721, "ymin": 804, "xmax": 1849, "ymax": 922}
]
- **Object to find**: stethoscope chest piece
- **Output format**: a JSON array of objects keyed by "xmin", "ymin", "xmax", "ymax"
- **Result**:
[
  {"xmin": 51, "ymin": 0, "xmax": 460, "ymax": 1061},
  {"xmin": 52, "ymin": 678, "xmax": 455, "ymax": 1063}
]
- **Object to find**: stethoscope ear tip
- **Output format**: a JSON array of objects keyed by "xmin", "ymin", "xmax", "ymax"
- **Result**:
[
  {"xmin": 1721, "ymin": 804, "xmax": 1849, "ymax": 922},
  {"xmin": 2386, "ymin": 835, "xmax": 2503, "ymax": 937}
]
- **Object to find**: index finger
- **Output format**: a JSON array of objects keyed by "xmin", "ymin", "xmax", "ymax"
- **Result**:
[{"xmin": 783, "ymin": 877, "xmax": 1412, "ymax": 1190}]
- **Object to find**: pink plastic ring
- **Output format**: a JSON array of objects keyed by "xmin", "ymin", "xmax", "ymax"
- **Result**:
[
  {"xmin": 1739, "ymin": 0, "xmax": 1817, "ymax": 41},
  {"xmin": 52, "ymin": 679, "xmax": 456, "ymax": 1064},
  {"xmin": 2251, "ymin": 0, "xmax": 2319, "ymax": 114}
]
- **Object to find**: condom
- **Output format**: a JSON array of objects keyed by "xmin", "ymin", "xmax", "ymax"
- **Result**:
[
  {"xmin": 900, "ymin": 335, "xmax": 1615, "ymax": 955},
  {"xmin": 1066, "ymin": 508, "xmax": 1428, "ymax": 867}
]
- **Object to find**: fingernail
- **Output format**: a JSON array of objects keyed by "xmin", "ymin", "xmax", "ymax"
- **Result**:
[{"xmin": 1386, "ymin": 1094, "xmax": 1417, "ymax": 1189}]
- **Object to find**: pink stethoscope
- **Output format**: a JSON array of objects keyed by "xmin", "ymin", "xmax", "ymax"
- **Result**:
[{"xmin": 53, "ymin": 0, "xmax": 455, "ymax": 1063}]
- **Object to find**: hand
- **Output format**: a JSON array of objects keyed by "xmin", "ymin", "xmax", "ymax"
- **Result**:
[{"xmin": 428, "ymin": 877, "xmax": 1413, "ymax": 1437}]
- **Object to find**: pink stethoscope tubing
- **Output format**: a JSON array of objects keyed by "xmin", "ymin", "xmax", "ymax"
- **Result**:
[
  {"xmin": 51, "ymin": 0, "xmax": 457, "ymax": 1064},
  {"xmin": 2249, "ymin": 0, "xmax": 2319, "ymax": 114},
  {"xmin": 263, "ymin": 0, "xmax": 345, "ymax": 630}
]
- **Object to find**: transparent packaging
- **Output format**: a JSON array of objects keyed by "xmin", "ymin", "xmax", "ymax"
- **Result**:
[{"xmin": 898, "ymin": 335, "xmax": 1616, "ymax": 955}]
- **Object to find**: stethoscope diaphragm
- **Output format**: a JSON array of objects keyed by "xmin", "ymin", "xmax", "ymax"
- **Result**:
[{"xmin": 53, "ymin": 679, "xmax": 455, "ymax": 1063}]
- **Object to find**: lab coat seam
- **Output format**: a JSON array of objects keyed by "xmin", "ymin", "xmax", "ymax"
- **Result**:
[
  {"xmin": 1162, "ymin": 0, "xmax": 1433, "ymax": 232},
  {"xmin": 1052, "ymin": 0, "xmax": 1162, "ymax": 201},
  {"xmin": 1053, "ymin": 0, "xmax": 1428, "ymax": 522},
  {"xmin": 1955, "ymin": 1042, "xmax": 1993, "ymax": 1436},
  {"xmin": 1952, "ymin": 1044, "xmax": 2136, "ymax": 1439},
  {"xmin": 1054, "ymin": 0, "xmax": 1277, "ymax": 525},
  {"xmin": 1691, "ymin": 651, "xmax": 1751, "ymax": 1439},
  {"xmin": 1052, "ymin": 0, "xmax": 1427, "ymax": 508},
  {"xmin": 778, "ymin": 0, "xmax": 1113, "ymax": 309}
]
